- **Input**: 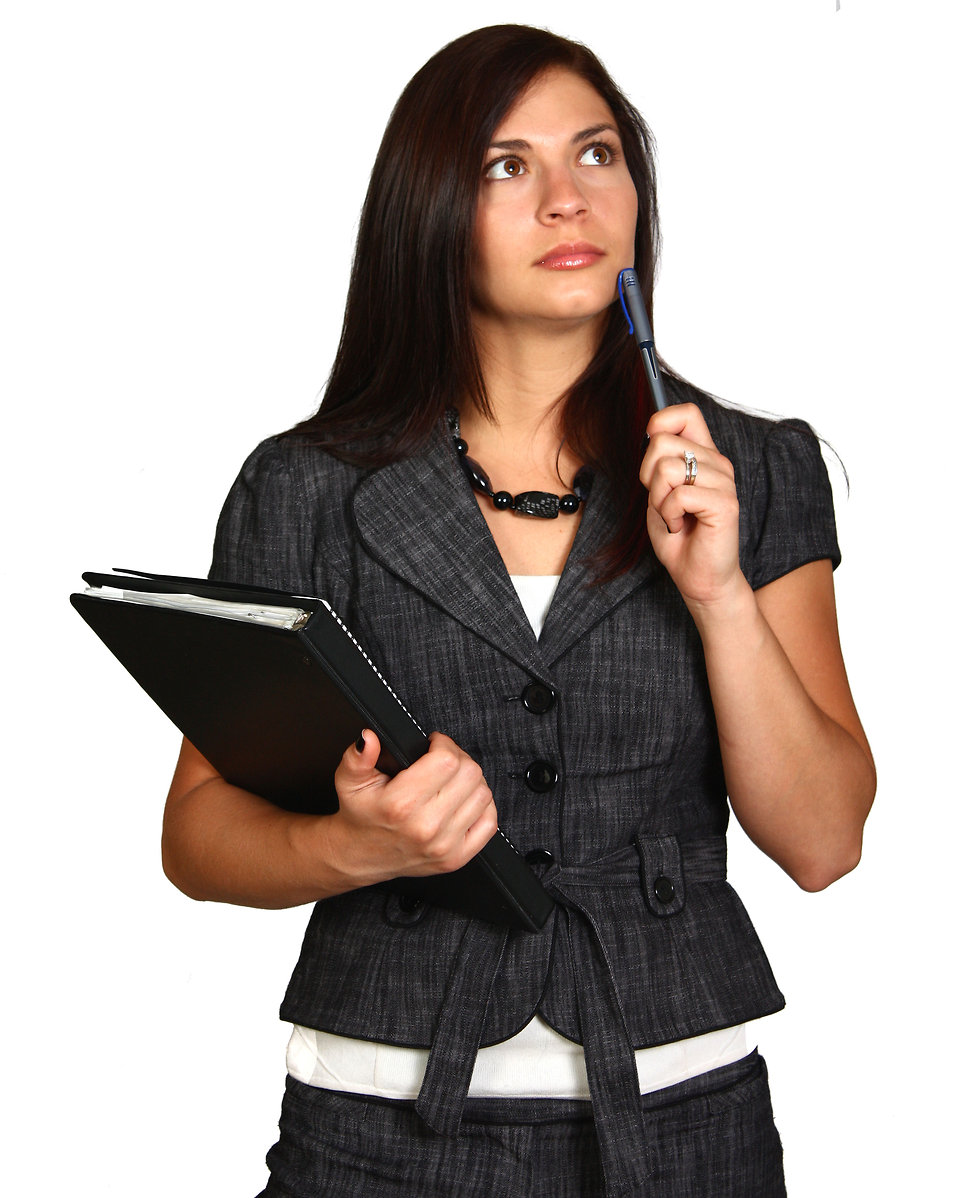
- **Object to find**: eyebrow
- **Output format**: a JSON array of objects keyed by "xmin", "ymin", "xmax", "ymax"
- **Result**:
[{"xmin": 488, "ymin": 123, "xmax": 619, "ymax": 152}]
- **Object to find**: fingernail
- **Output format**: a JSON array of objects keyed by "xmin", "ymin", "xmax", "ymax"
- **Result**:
[{"xmin": 355, "ymin": 733, "xmax": 365, "ymax": 753}]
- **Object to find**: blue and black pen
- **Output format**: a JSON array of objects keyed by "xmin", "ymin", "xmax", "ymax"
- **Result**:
[{"xmin": 617, "ymin": 268, "xmax": 668, "ymax": 412}]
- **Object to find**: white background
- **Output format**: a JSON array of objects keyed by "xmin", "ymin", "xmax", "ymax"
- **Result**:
[{"xmin": 3, "ymin": 1, "xmax": 954, "ymax": 1193}]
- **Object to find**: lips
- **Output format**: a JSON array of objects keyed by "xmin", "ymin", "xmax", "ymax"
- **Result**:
[{"xmin": 535, "ymin": 242, "xmax": 605, "ymax": 270}]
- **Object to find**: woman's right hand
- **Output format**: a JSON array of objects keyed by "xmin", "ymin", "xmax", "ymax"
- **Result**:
[
  {"xmin": 324, "ymin": 730, "xmax": 499, "ymax": 887},
  {"xmin": 161, "ymin": 732, "xmax": 497, "ymax": 909}
]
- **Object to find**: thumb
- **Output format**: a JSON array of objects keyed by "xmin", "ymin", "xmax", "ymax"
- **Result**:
[
  {"xmin": 342, "ymin": 728, "xmax": 384, "ymax": 780},
  {"xmin": 334, "ymin": 728, "xmax": 388, "ymax": 811}
]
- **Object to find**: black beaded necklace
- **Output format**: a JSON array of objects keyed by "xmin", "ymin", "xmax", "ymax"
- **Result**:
[{"xmin": 448, "ymin": 410, "xmax": 593, "ymax": 519}]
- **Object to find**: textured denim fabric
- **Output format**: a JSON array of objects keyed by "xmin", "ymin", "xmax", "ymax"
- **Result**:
[{"xmin": 255, "ymin": 1051, "xmax": 786, "ymax": 1197}]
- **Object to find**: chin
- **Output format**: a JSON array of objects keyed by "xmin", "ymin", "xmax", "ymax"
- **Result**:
[
  {"xmin": 475, "ymin": 284, "xmax": 614, "ymax": 332},
  {"xmin": 546, "ymin": 273, "xmax": 618, "ymax": 313},
  {"xmin": 544, "ymin": 288, "xmax": 615, "ymax": 324}
]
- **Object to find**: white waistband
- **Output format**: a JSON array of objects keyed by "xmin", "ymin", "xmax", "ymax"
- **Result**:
[{"xmin": 286, "ymin": 1014, "xmax": 750, "ymax": 1101}]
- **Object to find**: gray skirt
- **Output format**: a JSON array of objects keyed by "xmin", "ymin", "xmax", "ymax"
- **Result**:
[{"xmin": 255, "ymin": 1050, "xmax": 786, "ymax": 1197}]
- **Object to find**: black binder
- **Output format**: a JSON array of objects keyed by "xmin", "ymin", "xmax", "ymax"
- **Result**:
[{"xmin": 71, "ymin": 569, "xmax": 553, "ymax": 932}]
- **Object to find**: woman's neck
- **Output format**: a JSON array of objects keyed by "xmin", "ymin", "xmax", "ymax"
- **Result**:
[
  {"xmin": 467, "ymin": 310, "xmax": 601, "ymax": 434},
  {"xmin": 455, "ymin": 316, "xmax": 597, "ymax": 578}
]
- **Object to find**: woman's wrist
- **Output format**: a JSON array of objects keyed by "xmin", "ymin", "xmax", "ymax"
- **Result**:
[
  {"xmin": 292, "ymin": 810, "xmax": 377, "ymax": 901},
  {"xmin": 680, "ymin": 569, "xmax": 759, "ymax": 641}
]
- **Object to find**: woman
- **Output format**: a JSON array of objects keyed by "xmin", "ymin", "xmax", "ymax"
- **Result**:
[{"xmin": 163, "ymin": 25, "xmax": 875, "ymax": 1197}]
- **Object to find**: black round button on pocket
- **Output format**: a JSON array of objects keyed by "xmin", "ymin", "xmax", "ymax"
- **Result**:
[
  {"xmin": 525, "ymin": 848, "xmax": 555, "ymax": 866},
  {"xmin": 653, "ymin": 875, "xmax": 675, "ymax": 904},
  {"xmin": 524, "ymin": 761, "xmax": 558, "ymax": 793},
  {"xmin": 383, "ymin": 891, "xmax": 428, "ymax": 927},
  {"xmin": 521, "ymin": 682, "xmax": 556, "ymax": 714}
]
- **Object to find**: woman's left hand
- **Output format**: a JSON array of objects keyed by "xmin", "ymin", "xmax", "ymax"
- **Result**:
[
  {"xmin": 639, "ymin": 402, "xmax": 743, "ymax": 611},
  {"xmin": 640, "ymin": 402, "xmax": 875, "ymax": 890}
]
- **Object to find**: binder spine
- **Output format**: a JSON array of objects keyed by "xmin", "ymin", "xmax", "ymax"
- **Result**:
[{"xmin": 319, "ymin": 601, "xmax": 427, "ymax": 740}]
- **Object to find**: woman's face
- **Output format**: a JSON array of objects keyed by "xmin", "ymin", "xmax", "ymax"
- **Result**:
[{"xmin": 472, "ymin": 69, "xmax": 638, "ymax": 334}]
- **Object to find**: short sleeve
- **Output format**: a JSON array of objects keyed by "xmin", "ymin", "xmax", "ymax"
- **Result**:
[
  {"xmin": 743, "ymin": 419, "xmax": 841, "ymax": 591},
  {"xmin": 209, "ymin": 437, "xmax": 318, "ymax": 592}
]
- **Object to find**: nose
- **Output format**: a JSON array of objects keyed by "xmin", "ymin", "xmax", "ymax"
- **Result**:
[{"xmin": 536, "ymin": 166, "xmax": 590, "ymax": 223}]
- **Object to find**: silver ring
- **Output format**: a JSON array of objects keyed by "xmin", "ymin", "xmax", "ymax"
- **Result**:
[{"xmin": 683, "ymin": 450, "xmax": 698, "ymax": 486}]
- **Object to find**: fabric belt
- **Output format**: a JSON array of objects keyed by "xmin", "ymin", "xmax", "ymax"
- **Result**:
[{"xmin": 414, "ymin": 835, "xmax": 728, "ymax": 1197}]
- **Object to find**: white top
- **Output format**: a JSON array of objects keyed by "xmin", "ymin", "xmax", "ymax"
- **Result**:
[
  {"xmin": 509, "ymin": 573, "xmax": 562, "ymax": 639},
  {"xmin": 287, "ymin": 575, "xmax": 749, "ymax": 1099},
  {"xmin": 287, "ymin": 1015, "xmax": 749, "ymax": 1100}
]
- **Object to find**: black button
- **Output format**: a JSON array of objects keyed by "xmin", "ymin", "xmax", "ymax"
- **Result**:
[
  {"xmin": 524, "ymin": 761, "xmax": 558, "ymax": 793},
  {"xmin": 383, "ymin": 890, "xmax": 428, "ymax": 927},
  {"xmin": 525, "ymin": 848, "xmax": 555, "ymax": 866},
  {"xmin": 521, "ymin": 682, "xmax": 557, "ymax": 714},
  {"xmin": 653, "ymin": 876, "xmax": 675, "ymax": 904}
]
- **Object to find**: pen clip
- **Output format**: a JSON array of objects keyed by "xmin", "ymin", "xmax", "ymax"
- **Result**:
[{"xmin": 617, "ymin": 269, "xmax": 635, "ymax": 337}]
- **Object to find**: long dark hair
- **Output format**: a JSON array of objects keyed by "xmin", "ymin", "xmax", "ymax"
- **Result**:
[{"xmin": 288, "ymin": 25, "xmax": 662, "ymax": 578}]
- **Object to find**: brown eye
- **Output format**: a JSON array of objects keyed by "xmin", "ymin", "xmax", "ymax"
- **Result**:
[
  {"xmin": 579, "ymin": 144, "xmax": 615, "ymax": 166},
  {"xmin": 486, "ymin": 156, "xmax": 526, "ymax": 180}
]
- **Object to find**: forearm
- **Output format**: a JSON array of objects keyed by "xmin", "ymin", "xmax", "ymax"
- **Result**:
[
  {"xmin": 162, "ymin": 776, "xmax": 352, "ymax": 909},
  {"xmin": 161, "ymin": 732, "xmax": 498, "ymax": 909},
  {"xmin": 691, "ymin": 574, "xmax": 875, "ymax": 891}
]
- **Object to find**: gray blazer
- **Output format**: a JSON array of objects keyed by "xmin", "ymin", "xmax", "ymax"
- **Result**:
[{"xmin": 211, "ymin": 383, "xmax": 839, "ymax": 1193}]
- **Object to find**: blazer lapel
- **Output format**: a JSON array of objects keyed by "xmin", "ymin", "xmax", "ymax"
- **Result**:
[
  {"xmin": 354, "ymin": 436, "xmax": 662, "ymax": 675},
  {"xmin": 353, "ymin": 437, "xmax": 545, "ymax": 670},
  {"xmin": 537, "ymin": 473, "xmax": 661, "ymax": 667}
]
